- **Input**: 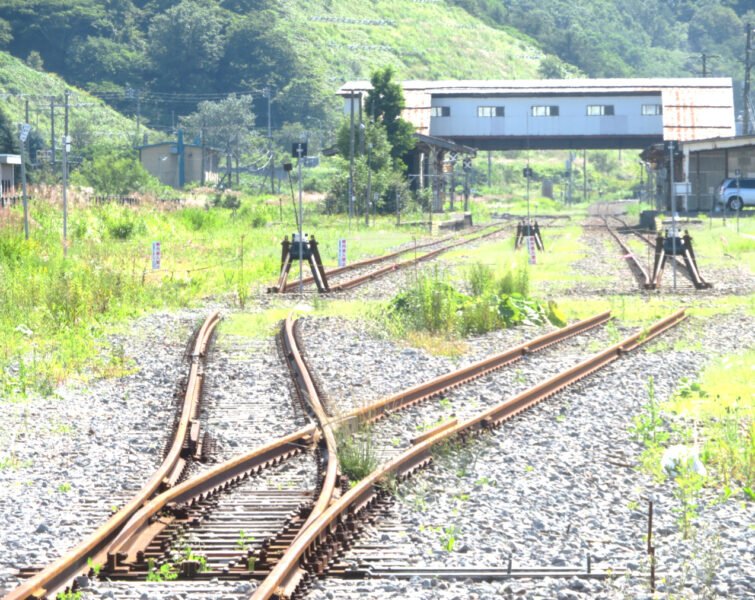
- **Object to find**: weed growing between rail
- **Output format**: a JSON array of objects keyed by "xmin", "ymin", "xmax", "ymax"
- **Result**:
[
  {"xmin": 335, "ymin": 423, "xmax": 379, "ymax": 483},
  {"xmin": 384, "ymin": 264, "xmax": 565, "ymax": 339}
]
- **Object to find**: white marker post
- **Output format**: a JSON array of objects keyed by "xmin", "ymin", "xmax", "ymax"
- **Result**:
[
  {"xmin": 19, "ymin": 124, "xmax": 30, "ymax": 240},
  {"xmin": 337, "ymin": 238, "xmax": 347, "ymax": 267},
  {"xmin": 151, "ymin": 241, "xmax": 161, "ymax": 270},
  {"xmin": 526, "ymin": 235, "xmax": 537, "ymax": 265}
]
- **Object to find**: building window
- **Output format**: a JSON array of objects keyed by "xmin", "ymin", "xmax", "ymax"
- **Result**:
[
  {"xmin": 587, "ymin": 105, "xmax": 614, "ymax": 116},
  {"xmin": 477, "ymin": 106, "xmax": 505, "ymax": 117},
  {"xmin": 531, "ymin": 105, "xmax": 559, "ymax": 117},
  {"xmin": 642, "ymin": 104, "xmax": 662, "ymax": 115},
  {"xmin": 431, "ymin": 106, "xmax": 450, "ymax": 117}
]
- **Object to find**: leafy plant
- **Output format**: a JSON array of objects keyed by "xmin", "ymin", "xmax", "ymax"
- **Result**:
[
  {"xmin": 56, "ymin": 591, "xmax": 81, "ymax": 600},
  {"xmin": 629, "ymin": 377, "xmax": 669, "ymax": 447},
  {"xmin": 146, "ymin": 562, "xmax": 177, "ymax": 582},
  {"xmin": 672, "ymin": 458, "xmax": 705, "ymax": 539}
]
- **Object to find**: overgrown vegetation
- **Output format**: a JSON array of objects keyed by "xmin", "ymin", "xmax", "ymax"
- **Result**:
[
  {"xmin": 336, "ymin": 423, "xmax": 379, "ymax": 483},
  {"xmin": 386, "ymin": 264, "xmax": 564, "ymax": 337}
]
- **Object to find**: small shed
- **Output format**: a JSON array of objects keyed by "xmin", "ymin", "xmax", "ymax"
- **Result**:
[
  {"xmin": 682, "ymin": 135, "xmax": 755, "ymax": 211},
  {"xmin": 0, "ymin": 154, "xmax": 21, "ymax": 196},
  {"xmin": 136, "ymin": 131, "xmax": 221, "ymax": 189}
]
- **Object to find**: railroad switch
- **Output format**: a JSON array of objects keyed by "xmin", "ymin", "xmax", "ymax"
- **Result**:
[
  {"xmin": 269, "ymin": 233, "xmax": 329, "ymax": 293},
  {"xmin": 515, "ymin": 221, "xmax": 545, "ymax": 251},
  {"xmin": 649, "ymin": 229, "xmax": 711, "ymax": 290}
]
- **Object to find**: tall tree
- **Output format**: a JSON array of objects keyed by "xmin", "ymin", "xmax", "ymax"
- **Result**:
[
  {"xmin": 146, "ymin": 0, "xmax": 226, "ymax": 92},
  {"xmin": 179, "ymin": 94, "xmax": 259, "ymax": 155},
  {"xmin": 364, "ymin": 66, "xmax": 415, "ymax": 164}
]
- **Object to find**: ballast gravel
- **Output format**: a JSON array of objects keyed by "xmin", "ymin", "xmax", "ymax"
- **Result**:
[{"xmin": 298, "ymin": 312, "xmax": 754, "ymax": 600}]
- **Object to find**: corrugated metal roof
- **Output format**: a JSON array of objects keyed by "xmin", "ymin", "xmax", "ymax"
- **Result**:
[{"xmin": 337, "ymin": 78, "xmax": 735, "ymax": 142}]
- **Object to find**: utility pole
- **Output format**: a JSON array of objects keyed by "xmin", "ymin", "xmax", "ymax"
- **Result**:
[
  {"xmin": 745, "ymin": 24, "xmax": 752, "ymax": 136},
  {"xmin": 63, "ymin": 90, "xmax": 70, "ymax": 256},
  {"xmin": 359, "ymin": 92, "xmax": 364, "ymax": 156},
  {"xmin": 19, "ymin": 123, "xmax": 30, "ymax": 240},
  {"xmin": 265, "ymin": 87, "xmax": 274, "ymax": 193},
  {"xmin": 348, "ymin": 92, "xmax": 356, "ymax": 228},
  {"xmin": 136, "ymin": 89, "xmax": 141, "ymax": 135},
  {"xmin": 583, "ymin": 149, "xmax": 587, "ymax": 204},
  {"xmin": 25, "ymin": 99, "xmax": 29, "ymax": 125},
  {"xmin": 50, "ymin": 98, "xmax": 56, "ymax": 167},
  {"xmin": 366, "ymin": 143, "xmax": 373, "ymax": 226},
  {"xmin": 488, "ymin": 150, "xmax": 492, "ymax": 186},
  {"xmin": 296, "ymin": 143, "xmax": 304, "ymax": 296}
]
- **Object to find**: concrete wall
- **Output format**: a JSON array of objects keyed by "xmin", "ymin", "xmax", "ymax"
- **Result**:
[{"xmin": 140, "ymin": 145, "xmax": 220, "ymax": 188}]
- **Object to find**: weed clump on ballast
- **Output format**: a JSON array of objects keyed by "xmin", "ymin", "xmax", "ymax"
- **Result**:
[{"xmin": 386, "ymin": 264, "xmax": 566, "ymax": 337}]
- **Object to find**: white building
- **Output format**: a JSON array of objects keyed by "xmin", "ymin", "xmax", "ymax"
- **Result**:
[{"xmin": 337, "ymin": 78, "xmax": 735, "ymax": 150}]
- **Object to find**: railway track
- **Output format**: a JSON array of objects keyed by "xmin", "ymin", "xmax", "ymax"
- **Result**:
[
  {"xmin": 5, "ymin": 305, "xmax": 687, "ymax": 600},
  {"xmin": 272, "ymin": 224, "xmax": 507, "ymax": 293},
  {"xmin": 5, "ymin": 309, "xmax": 608, "ymax": 600},
  {"xmin": 5, "ymin": 312, "xmax": 222, "ymax": 600},
  {"xmin": 601, "ymin": 214, "xmax": 710, "ymax": 290},
  {"xmin": 253, "ymin": 309, "xmax": 685, "ymax": 600}
]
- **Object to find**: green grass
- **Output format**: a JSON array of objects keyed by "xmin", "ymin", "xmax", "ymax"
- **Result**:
[
  {"xmin": 0, "ymin": 51, "xmax": 150, "ymax": 147},
  {"xmin": 0, "ymin": 191, "xmax": 433, "ymax": 398},
  {"xmin": 284, "ymin": 0, "xmax": 545, "ymax": 83}
]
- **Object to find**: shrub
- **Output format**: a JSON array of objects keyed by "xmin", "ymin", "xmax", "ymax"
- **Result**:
[
  {"xmin": 180, "ymin": 207, "xmax": 217, "ymax": 231},
  {"xmin": 466, "ymin": 262, "xmax": 494, "ymax": 296}
]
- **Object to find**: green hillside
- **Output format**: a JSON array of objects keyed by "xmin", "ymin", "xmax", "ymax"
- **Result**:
[
  {"xmin": 0, "ymin": 51, "xmax": 153, "ymax": 152},
  {"xmin": 279, "ymin": 0, "xmax": 552, "ymax": 81}
]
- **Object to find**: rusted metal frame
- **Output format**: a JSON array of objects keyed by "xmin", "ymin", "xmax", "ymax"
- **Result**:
[
  {"xmin": 638, "ymin": 230, "xmax": 704, "ymax": 289},
  {"xmin": 3, "ymin": 312, "xmax": 222, "ymax": 600},
  {"xmin": 279, "ymin": 231, "xmax": 464, "ymax": 291},
  {"xmin": 330, "ymin": 225, "xmax": 507, "ymax": 292},
  {"xmin": 340, "ymin": 311, "xmax": 611, "ymax": 424},
  {"xmin": 602, "ymin": 218, "xmax": 651, "ymax": 288},
  {"xmin": 250, "ymin": 310, "xmax": 686, "ymax": 600}
]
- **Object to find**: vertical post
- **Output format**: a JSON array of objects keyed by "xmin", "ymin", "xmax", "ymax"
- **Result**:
[
  {"xmin": 583, "ymin": 149, "xmax": 587, "ymax": 204},
  {"xmin": 25, "ymin": 99, "xmax": 29, "ymax": 125},
  {"xmin": 348, "ymin": 92, "xmax": 355, "ymax": 228},
  {"xmin": 526, "ymin": 163, "xmax": 531, "ymax": 223},
  {"xmin": 745, "ymin": 24, "xmax": 752, "ymax": 136},
  {"xmin": 265, "ymin": 88, "xmax": 274, "ymax": 194},
  {"xmin": 63, "ymin": 90, "xmax": 69, "ymax": 256},
  {"xmin": 358, "ymin": 92, "xmax": 364, "ymax": 156},
  {"xmin": 297, "ymin": 144, "xmax": 304, "ymax": 296},
  {"xmin": 487, "ymin": 150, "xmax": 492, "ymax": 186},
  {"xmin": 396, "ymin": 192, "xmax": 400, "ymax": 226},
  {"xmin": 19, "ymin": 126, "xmax": 29, "ymax": 240},
  {"xmin": 366, "ymin": 143, "xmax": 372, "ymax": 226},
  {"xmin": 669, "ymin": 141, "xmax": 677, "ymax": 289},
  {"xmin": 50, "ymin": 98, "xmax": 55, "ymax": 167},
  {"xmin": 648, "ymin": 500, "xmax": 655, "ymax": 594},
  {"xmin": 136, "ymin": 89, "xmax": 141, "ymax": 136},
  {"xmin": 200, "ymin": 126, "xmax": 205, "ymax": 186}
]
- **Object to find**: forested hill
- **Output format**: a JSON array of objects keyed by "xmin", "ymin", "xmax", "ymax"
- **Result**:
[
  {"xmin": 0, "ymin": 0, "xmax": 550, "ymax": 133},
  {"xmin": 449, "ymin": 0, "xmax": 754, "ymax": 80},
  {"xmin": 0, "ymin": 0, "xmax": 752, "ymax": 133}
]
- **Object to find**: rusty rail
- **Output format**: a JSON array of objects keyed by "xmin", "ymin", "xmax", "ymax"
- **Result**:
[
  {"xmin": 5, "ymin": 309, "xmax": 610, "ymax": 598},
  {"xmin": 601, "ymin": 217, "xmax": 651, "ymax": 288},
  {"xmin": 3, "ymin": 312, "xmax": 221, "ymax": 600},
  {"xmin": 279, "ymin": 317, "xmax": 340, "ymax": 540},
  {"xmin": 250, "ymin": 309, "xmax": 686, "ymax": 600},
  {"xmin": 277, "ymin": 231, "xmax": 466, "ymax": 292},
  {"xmin": 341, "ymin": 310, "xmax": 611, "ymax": 424},
  {"xmin": 329, "ymin": 225, "xmax": 507, "ymax": 292}
]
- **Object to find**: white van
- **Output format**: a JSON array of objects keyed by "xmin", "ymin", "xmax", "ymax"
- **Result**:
[{"xmin": 717, "ymin": 178, "xmax": 755, "ymax": 211}]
